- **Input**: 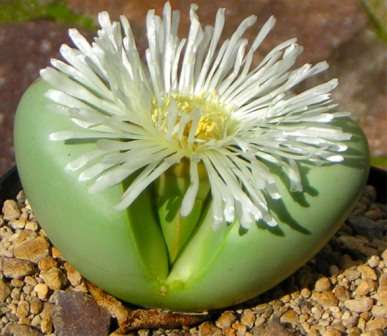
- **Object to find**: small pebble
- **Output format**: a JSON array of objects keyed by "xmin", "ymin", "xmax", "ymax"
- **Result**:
[
  {"xmin": 0, "ymin": 279, "xmax": 10, "ymax": 303},
  {"xmin": 2, "ymin": 257, "xmax": 35, "ymax": 279},
  {"xmin": 280, "ymin": 309, "xmax": 298, "ymax": 326},
  {"xmin": 199, "ymin": 322, "xmax": 220, "ymax": 336},
  {"xmin": 2, "ymin": 200, "xmax": 20, "ymax": 221},
  {"xmin": 24, "ymin": 276, "xmax": 37, "ymax": 286},
  {"xmin": 40, "ymin": 303, "xmax": 53, "ymax": 334},
  {"xmin": 371, "ymin": 305, "xmax": 387, "ymax": 317},
  {"xmin": 354, "ymin": 279, "xmax": 375, "ymax": 297},
  {"xmin": 357, "ymin": 265, "xmax": 377, "ymax": 281},
  {"xmin": 240, "ymin": 309, "xmax": 255, "ymax": 328},
  {"xmin": 38, "ymin": 256, "xmax": 57, "ymax": 272},
  {"xmin": 25, "ymin": 221, "xmax": 38, "ymax": 231},
  {"xmin": 315, "ymin": 277, "xmax": 331, "ymax": 292},
  {"xmin": 325, "ymin": 327, "xmax": 343, "ymax": 336},
  {"xmin": 30, "ymin": 297, "xmax": 43, "ymax": 315},
  {"xmin": 10, "ymin": 279, "xmax": 24, "ymax": 288},
  {"xmin": 64, "ymin": 262, "xmax": 82, "ymax": 287},
  {"xmin": 215, "ymin": 311, "xmax": 236, "ymax": 329},
  {"xmin": 34, "ymin": 283, "xmax": 49, "ymax": 300},
  {"xmin": 367, "ymin": 256, "xmax": 380, "ymax": 268},
  {"xmin": 51, "ymin": 246, "xmax": 63, "ymax": 259},
  {"xmin": 12, "ymin": 230, "xmax": 36, "ymax": 246},
  {"xmin": 30, "ymin": 315, "xmax": 41, "ymax": 328},
  {"xmin": 9, "ymin": 219, "xmax": 26, "ymax": 230},
  {"xmin": 40, "ymin": 268, "xmax": 65, "ymax": 290},
  {"xmin": 13, "ymin": 236, "xmax": 49, "ymax": 263},
  {"xmin": 300, "ymin": 288, "xmax": 311, "ymax": 298},
  {"xmin": 344, "ymin": 298, "xmax": 374, "ymax": 313},
  {"xmin": 366, "ymin": 317, "xmax": 387, "ymax": 331},
  {"xmin": 334, "ymin": 286, "xmax": 350, "ymax": 301},
  {"xmin": 16, "ymin": 300, "xmax": 29, "ymax": 318},
  {"xmin": 344, "ymin": 268, "xmax": 361, "ymax": 281},
  {"xmin": 312, "ymin": 291, "xmax": 338, "ymax": 307},
  {"xmin": 3, "ymin": 323, "xmax": 42, "ymax": 336}
]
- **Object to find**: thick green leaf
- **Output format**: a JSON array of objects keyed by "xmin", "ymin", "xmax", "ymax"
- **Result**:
[{"xmin": 15, "ymin": 80, "xmax": 369, "ymax": 311}]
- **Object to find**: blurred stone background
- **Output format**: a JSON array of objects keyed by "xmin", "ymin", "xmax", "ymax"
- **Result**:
[{"xmin": 0, "ymin": 0, "xmax": 386, "ymax": 175}]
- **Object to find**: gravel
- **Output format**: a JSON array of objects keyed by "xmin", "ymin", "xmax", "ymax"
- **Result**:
[{"xmin": 0, "ymin": 184, "xmax": 386, "ymax": 335}]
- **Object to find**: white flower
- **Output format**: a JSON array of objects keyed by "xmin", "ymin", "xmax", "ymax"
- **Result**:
[{"xmin": 40, "ymin": 2, "xmax": 351, "ymax": 229}]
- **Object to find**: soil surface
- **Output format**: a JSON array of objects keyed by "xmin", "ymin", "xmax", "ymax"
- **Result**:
[{"xmin": 0, "ymin": 184, "xmax": 386, "ymax": 335}]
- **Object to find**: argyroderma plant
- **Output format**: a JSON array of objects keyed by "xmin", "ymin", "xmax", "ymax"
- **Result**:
[{"xmin": 14, "ymin": 3, "xmax": 369, "ymax": 311}]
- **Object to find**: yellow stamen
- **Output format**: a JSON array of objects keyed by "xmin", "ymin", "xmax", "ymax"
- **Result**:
[{"xmin": 152, "ymin": 93, "xmax": 229, "ymax": 143}]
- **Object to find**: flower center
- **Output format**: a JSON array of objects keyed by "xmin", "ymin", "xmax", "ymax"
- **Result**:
[{"xmin": 152, "ymin": 94, "xmax": 230, "ymax": 144}]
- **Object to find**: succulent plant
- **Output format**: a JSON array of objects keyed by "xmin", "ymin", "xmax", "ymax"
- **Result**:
[{"xmin": 14, "ymin": 2, "xmax": 369, "ymax": 311}]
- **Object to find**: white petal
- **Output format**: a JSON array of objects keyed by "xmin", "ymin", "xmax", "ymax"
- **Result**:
[
  {"xmin": 180, "ymin": 159, "xmax": 200, "ymax": 217},
  {"xmin": 115, "ymin": 153, "xmax": 182, "ymax": 210}
]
